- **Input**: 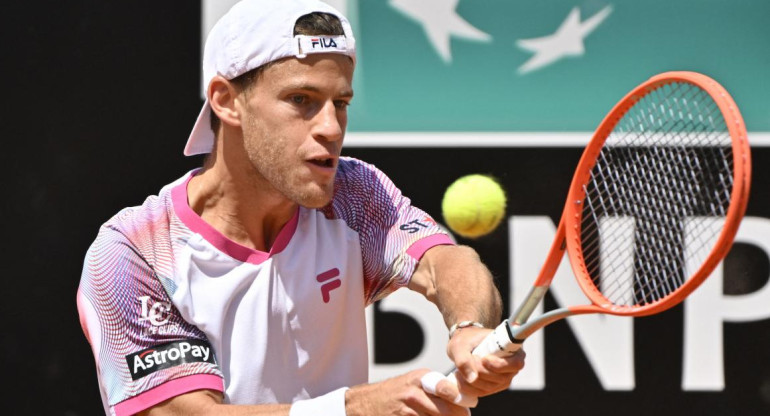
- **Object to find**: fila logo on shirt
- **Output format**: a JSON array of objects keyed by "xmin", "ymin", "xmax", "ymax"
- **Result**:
[
  {"xmin": 310, "ymin": 37, "xmax": 338, "ymax": 49},
  {"xmin": 125, "ymin": 339, "xmax": 217, "ymax": 380},
  {"xmin": 317, "ymin": 268, "xmax": 341, "ymax": 303}
]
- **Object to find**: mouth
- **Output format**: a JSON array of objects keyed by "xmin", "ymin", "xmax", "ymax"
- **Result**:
[
  {"xmin": 307, "ymin": 157, "xmax": 336, "ymax": 169},
  {"xmin": 305, "ymin": 155, "xmax": 339, "ymax": 177}
]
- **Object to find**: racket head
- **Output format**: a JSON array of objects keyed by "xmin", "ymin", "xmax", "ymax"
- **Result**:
[{"xmin": 563, "ymin": 71, "xmax": 751, "ymax": 317}]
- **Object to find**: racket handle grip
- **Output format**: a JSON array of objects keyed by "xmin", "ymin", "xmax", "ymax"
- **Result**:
[
  {"xmin": 429, "ymin": 321, "xmax": 521, "ymax": 408},
  {"xmin": 470, "ymin": 320, "xmax": 520, "ymax": 357}
]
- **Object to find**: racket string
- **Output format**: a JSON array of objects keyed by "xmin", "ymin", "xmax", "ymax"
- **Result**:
[
  {"xmin": 579, "ymin": 81, "xmax": 734, "ymax": 307},
  {"xmin": 607, "ymin": 152, "xmax": 728, "ymax": 303}
]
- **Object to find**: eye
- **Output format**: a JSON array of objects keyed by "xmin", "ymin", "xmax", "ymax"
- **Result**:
[
  {"xmin": 290, "ymin": 95, "xmax": 307, "ymax": 105},
  {"xmin": 334, "ymin": 100, "xmax": 350, "ymax": 110}
]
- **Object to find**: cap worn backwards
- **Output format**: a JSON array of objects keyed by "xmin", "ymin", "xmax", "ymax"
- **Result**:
[{"xmin": 184, "ymin": 0, "xmax": 357, "ymax": 156}]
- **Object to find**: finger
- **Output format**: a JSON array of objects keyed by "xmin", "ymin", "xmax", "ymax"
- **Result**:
[
  {"xmin": 409, "ymin": 382, "xmax": 471, "ymax": 416},
  {"xmin": 453, "ymin": 353, "xmax": 481, "ymax": 384},
  {"xmin": 420, "ymin": 371, "xmax": 447, "ymax": 396},
  {"xmin": 447, "ymin": 329, "xmax": 490, "ymax": 382},
  {"xmin": 453, "ymin": 375, "xmax": 487, "ymax": 398},
  {"xmin": 464, "ymin": 377, "xmax": 513, "ymax": 396},
  {"xmin": 421, "ymin": 371, "xmax": 479, "ymax": 409},
  {"xmin": 480, "ymin": 354, "xmax": 525, "ymax": 374},
  {"xmin": 433, "ymin": 377, "xmax": 468, "ymax": 406},
  {"xmin": 455, "ymin": 366, "xmax": 516, "ymax": 397},
  {"xmin": 471, "ymin": 359, "xmax": 519, "ymax": 384},
  {"xmin": 428, "ymin": 390, "xmax": 478, "ymax": 416},
  {"xmin": 474, "ymin": 371, "xmax": 513, "ymax": 387},
  {"xmin": 427, "ymin": 394, "xmax": 472, "ymax": 416},
  {"xmin": 459, "ymin": 372, "xmax": 510, "ymax": 394}
]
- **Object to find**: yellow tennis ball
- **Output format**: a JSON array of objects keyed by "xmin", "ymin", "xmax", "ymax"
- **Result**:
[{"xmin": 441, "ymin": 174, "xmax": 507, "ymax": 239}]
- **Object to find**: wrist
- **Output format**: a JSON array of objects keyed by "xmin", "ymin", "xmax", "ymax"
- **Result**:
[
  {"xmin": 448, "ymin": 320, "xmax": 485, "ymax": 338},
  {"xmin": 343, "ymin": 383, "xmax": 376, "ymax": 416}
]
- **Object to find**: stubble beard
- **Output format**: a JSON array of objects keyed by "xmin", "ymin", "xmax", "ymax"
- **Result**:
[{"xmin": 243, "ymin": 115, "xmax": 335, "ymax": 209}]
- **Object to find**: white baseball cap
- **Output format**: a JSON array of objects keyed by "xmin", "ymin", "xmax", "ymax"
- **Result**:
[{"xmin": 184, "ymin": 0, "xmax": 357, "ymax": 156}]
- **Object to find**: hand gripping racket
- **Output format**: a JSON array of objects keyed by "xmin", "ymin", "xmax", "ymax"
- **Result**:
[{"xmin": 434, "ymin": 71, "xmax": 752, "ymax": 407}]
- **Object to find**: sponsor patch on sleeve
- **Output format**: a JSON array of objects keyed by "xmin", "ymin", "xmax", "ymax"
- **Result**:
[{"xmin": 125, "ymin": 339, "xmax": 217, "ymax": 380}]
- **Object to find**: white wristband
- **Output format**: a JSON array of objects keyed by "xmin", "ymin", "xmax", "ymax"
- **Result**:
[{"xmin": 289, "ymin": 387, "xmax": 349, "ymax": 416}]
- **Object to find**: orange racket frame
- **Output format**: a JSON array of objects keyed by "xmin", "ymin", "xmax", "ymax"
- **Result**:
[
  {"xmin": 442, "ymin": 72, "xmax": 752, "ymax": 408},
  {"xmin": 513, "ymin": 72, "xmax": 753, "ymax": 333}
]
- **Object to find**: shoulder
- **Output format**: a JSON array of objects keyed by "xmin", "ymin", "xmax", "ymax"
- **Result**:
[
  {"xmin": 321, "ymin": 158, "xmax": 403, "ymax": 223},
  {"xmin": 335, "ymin": 157, "xmax": 381, "ymax": 183},
  {"xmin": 87, "ymin": 173, "xmax": 189, "ymax": 272},
  {"xmin": 102, "ymin": 190, "xmax": 172, "ymax": 250},
  {"xmin": 333, "ymin": 157, "xmax": 402, "ymax": 199}
]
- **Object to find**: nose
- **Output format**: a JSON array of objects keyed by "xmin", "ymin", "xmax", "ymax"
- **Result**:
[{"xmin": 312, "ymin": 100, "xmax": 344, "ymax": 142}]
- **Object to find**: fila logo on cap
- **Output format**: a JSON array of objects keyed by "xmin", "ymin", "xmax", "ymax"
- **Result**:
[
  {"xmin": 316, "ymin": 268, "xmax": 341, "ymax": 303},
  {"xmin": 310, "ymin": 37, "xmax": 338, "ymax": 49},
  {"xmin": 294, "ymin": 35, "xmax": 350, "ymax": 58}
]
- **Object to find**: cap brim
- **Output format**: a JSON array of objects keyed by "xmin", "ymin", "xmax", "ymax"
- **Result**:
[{"xmin": 184, "ymin": 99, "xmax": 215, "ymax": 156}]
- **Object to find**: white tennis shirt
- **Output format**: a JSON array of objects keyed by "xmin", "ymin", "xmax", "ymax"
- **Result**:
[{"xmin": 77, "ymin": 157, "xmax": 453, "ymax": 416}]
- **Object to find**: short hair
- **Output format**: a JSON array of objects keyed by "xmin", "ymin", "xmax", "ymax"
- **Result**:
[{"xmin": 208, "ymin": 12, "xmax": 346, "ymax": 133}]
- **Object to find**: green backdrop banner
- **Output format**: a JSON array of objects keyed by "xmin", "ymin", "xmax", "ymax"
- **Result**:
[{"xmin": 346, "ymin": 0, "xmax": 770, "ymax": 132}]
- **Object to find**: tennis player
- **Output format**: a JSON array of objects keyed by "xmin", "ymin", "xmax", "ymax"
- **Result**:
[{"xmin": 76, "ymin": 0, "xmax": 524, "ymax": 415}]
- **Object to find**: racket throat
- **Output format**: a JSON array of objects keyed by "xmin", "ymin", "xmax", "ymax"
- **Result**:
[{"xmin": 511, "ymin": 286, "xmax": 550, "ymax": 326}]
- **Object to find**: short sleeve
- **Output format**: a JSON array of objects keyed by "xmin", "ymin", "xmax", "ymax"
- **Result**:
[
  {"xmin": 77, "ymin": 225, "xmax": 223, "ymax": 416},
  {"xmin": 325, "ymin": 158, "xmax": 454, "ymax": 304}
]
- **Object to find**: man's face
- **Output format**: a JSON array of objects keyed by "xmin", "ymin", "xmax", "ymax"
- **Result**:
[{"xmin": 238, "ymin": 53, "xmax": 354, "ymax": 208}]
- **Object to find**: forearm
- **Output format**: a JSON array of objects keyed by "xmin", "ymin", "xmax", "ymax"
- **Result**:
[
  {"xmin": 138, "ymin": 389, "xmax": 291, "ymax": 416},
  {"xmin": 408, "ymin": 246, "xmax": 525, "ymax": 397},
  {"xmin": 142, "ymin": 402, "xmax": 290, "ymax": 416},
  {"xmin": 410, "ymin": 245, "xmax": 503, "ymax": 328},
  {"xmin": 146, "ymin": 372, "xmax": 465, "ymax": 416},
  {"xmin": 206, "ymin": 403, "xmax": 290, "ymax": 416}
]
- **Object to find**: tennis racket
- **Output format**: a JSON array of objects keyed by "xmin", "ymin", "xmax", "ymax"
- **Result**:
[{"xmin": 438, "ymin": 71, "xmax": 752, "ymax": 407}]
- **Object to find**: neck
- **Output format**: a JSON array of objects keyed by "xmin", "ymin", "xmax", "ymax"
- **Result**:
[{"xmin": 187, "ymin": 158, "xmax": 297, "ymax": 253}]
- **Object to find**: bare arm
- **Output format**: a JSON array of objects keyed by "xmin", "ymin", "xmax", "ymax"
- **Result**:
[
  {"xmin": 408, "ymin": 244, "xmax": 502, "ymax": 328},
  {"xmin": 409, "ymin": 244, "xmax": 525, "ymax": 398},
  {"xmin": 137, "ymin": 371, "xmax": 469, "ymax": 416},
  {"xmin": 138, "ymin": 390, "xmax": 290, "ymax": 416}
]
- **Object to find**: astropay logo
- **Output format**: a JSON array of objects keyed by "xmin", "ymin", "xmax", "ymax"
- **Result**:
[{"xmin": 126, "ymin": 339, "xmax": 216, "ymax": 380}]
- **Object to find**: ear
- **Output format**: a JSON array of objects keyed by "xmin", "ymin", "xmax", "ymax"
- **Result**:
[{"xmin": 208, "ymin": 75, "xmax": 242, "ymax": 128}]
